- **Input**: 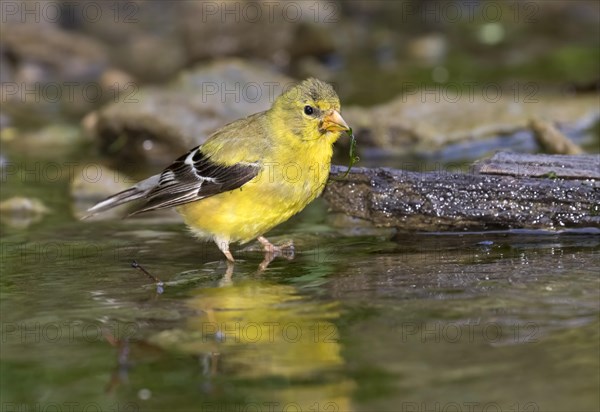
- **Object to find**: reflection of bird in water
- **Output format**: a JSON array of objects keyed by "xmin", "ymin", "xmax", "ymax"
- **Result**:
[
  {"xmin": 103, "ymin": 329, "xmax": 131, "ymax": 394},
  {"xmin": 147, "ymin": 270, "xmax": 354, "ymax": 408}
]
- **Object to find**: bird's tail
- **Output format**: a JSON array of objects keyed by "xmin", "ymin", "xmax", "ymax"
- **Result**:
[{"xmin": 83, "ymin": 174, "xmax": 160, "ymax": 219}]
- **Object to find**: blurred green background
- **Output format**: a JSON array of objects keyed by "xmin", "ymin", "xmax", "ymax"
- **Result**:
[{"xmin": 1, "ymin": 2, "xmax": 599, "ymax": 412}]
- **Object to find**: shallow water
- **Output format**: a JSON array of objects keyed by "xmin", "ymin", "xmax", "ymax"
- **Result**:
[{"xmin": 2, "ymin": 184, "xmax": 599, "ymax": 412}]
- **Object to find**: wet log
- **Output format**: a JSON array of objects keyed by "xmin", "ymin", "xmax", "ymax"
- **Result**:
[{"xmin": 324, "ymin": 152, "xmax": 600, "ymax": 231}]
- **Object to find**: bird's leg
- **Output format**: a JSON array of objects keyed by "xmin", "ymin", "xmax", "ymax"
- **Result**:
[
  {"xmin": 218, "ymin": 260, "xmax": 235, "ymax": 287},
  {"xmin": 223, "ymin": 250, "xmax": 234, "ymax": 263},
  {"xmin": 215, "ymin": 238, "xmax": 234, "ymax": 262}
]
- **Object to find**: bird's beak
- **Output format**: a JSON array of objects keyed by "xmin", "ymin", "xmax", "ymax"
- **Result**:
[{"xmin": 321, "ymin": 110, "xmax": 350, "ymax": 133}]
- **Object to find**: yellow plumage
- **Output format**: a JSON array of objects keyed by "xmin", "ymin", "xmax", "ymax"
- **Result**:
[{"xmin": 87, "ymin": 78, "xmax": 349, "ymax": 262}]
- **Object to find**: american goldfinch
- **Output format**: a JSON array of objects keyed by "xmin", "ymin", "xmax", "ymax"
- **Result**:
[{"xmin": 87, "ymin": 78, "xmax": 350, "ymax": 262}]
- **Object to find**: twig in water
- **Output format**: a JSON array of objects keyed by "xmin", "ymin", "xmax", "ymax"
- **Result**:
[{"xmin": 131, "ymin": 260, "xmax": 164, "ymax": 293}]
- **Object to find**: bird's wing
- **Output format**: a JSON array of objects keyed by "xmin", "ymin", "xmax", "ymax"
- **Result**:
[{"xmin": 130, "ymin": 146, "xmax": 260, "ymax": 215}]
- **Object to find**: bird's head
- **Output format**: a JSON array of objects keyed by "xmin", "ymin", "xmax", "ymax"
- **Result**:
[{"xmin": 269, "ymin": 78, "xmax": 349, "ymax": 144}]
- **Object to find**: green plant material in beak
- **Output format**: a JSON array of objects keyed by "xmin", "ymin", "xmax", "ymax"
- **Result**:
[{"xmin": 340, "ymin": 128, "xmax": 359, "ymax": 178}]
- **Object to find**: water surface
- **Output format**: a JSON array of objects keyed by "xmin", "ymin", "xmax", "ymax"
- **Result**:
[{"xmin": 2, "ymin": 193, "xmax": 598, "ymax": 411}]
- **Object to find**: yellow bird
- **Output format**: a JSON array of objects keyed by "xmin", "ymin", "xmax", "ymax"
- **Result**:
[{"xmin": 87, "ymin": 78, "xmax": 350, "ymax": 262}]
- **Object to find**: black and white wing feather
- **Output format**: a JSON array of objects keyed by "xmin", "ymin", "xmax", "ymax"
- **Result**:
[
  {"xmin": 86, "ymin": 146, "xmax": 260, "ymax": 217},
  {"xmin": 133, "ymin": 147, "xmax": 259, "ymax": 214}
]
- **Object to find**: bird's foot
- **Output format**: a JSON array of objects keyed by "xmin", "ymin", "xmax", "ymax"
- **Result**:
[
  {"xmin": 257, "ymin": 236, "xmax": 295, "ymax": 258},
  {"xmin": 257, "ymin": 236, "xmax": 295, "ymax": 270}
]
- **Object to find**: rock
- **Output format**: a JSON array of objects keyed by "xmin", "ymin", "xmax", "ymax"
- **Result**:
[
  {"xmin": 0, "ymin": 22, "xmax": 122, "ymax": 123},
  {"xmin": 71, "ymin": 164, "xmax": 180, "ymax": 222},
  {"xmin": 323, "ymin": 153, "xmax": 600, "ymax": 232},
  {"xmin": 0, "ymin": 196, "xmax": 51, "ymax": 229},
  {"xmin": 343, "ymin": 93, "xmax": 600, "ymax": 156},
  {"xmin": 121, "ymin": 33, "xmax": 188, "ymax": 81},
  {"xmin": 182, "ymin": 1, "xmax": 335, "ymax": 66},
  {"xmin": 70, "ymin": 164, "xmax": 132, "ymax": 201},
  {"xmin": 88, "ymin": 59, "xmax": 293, "ymax": 166},
  {"xmin": 473, "ymin": 152, "xmax": 600, "ymax": 179},
  {"xmin": 407, "ymin": 34, "xmax": 447, "ymax": 66},
  {"xmin": 61, "ymin": 0, "xmax": 187, "ymax": 81},
  {"xmin": 530, "ymin": 117, "xmax": 584, "ymax": 154},
  {"xmin": 0, "ymin": 196, "xmax": 51, "ymax": 214},
  {"xmin": 0, "ymin": 23, "xmax": 107, "ymax": 82},
  {"xmin": 69, "ymin": 1, "xmax": 335, "ymax": 80},
  {"xmin": 70, "ymin": 164, "xmax": 133, "ymax": 220},
  {"xmin": 0, "ymin": 124, "xmax": 87, "ymax": 158}
]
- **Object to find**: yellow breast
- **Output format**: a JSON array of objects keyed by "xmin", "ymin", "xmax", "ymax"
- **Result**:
[{"xmin": 177, "ymin": 139, "xmax": 334, "ymax": 244}]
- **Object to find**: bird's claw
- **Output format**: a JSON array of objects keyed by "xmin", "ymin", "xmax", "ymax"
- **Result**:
[{"xmin": 276, "ymin": 241, "xmax": 295, "ymax": 260}]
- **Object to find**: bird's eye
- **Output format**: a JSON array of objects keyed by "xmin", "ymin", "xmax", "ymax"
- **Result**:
[{"xmin": 303, "ymin": 105, "xmax": 314, "ymax": 116}]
